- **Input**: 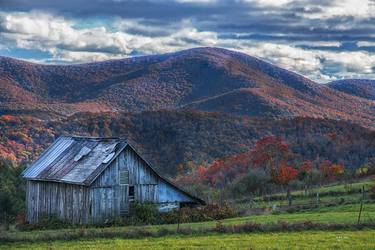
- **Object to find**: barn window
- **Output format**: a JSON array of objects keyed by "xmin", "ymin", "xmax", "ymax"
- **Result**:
[
  {"xmin": 129, "ymin": 186, "xmax": 135, "ymax": 202},
  {"xmin": 119, "ymin": 170, "xmax": 129, "ymax": 185}
]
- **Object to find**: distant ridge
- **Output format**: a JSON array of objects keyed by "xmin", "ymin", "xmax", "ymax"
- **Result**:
[{"xmin": 327, "ymin": 79, "xmax": 375, "ymax": 100}]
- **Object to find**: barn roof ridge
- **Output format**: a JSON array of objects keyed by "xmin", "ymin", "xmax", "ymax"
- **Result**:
[{"xmin": 60, "ymin": 135, "xmax": 127, "ymax": 141}]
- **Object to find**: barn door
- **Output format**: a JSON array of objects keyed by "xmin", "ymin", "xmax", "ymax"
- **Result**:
[
  {"xmin": 91, "ymin": 187, "xmax": 116, "ymax": 224},
  {"xmin": 119, "ymin": 185, "xmax": 129, "ymax": 216},
  {"xmin": 119, "ymin": 170, "xmax": 130, "ymax": 215}
]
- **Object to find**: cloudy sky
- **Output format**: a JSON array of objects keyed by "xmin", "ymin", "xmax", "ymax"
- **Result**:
[{"xmin": 0, "ymin": 0, "xmax": 375, "ymax": 82}]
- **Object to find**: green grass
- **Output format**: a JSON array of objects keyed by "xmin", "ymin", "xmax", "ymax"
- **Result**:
[
  {"xmin": 3, "ymin": 202, "xmax": 375, "ymax": 242},
  {"xmin": 3, "ymin": 230, "xmax": 374, "ymax": 249},
  {"xmin": 265, "ymin": 179, "xmax": 373, "ymax": 199},
  {"xmin": 2, "ymin": 178, "xmax": 374, "ymax": 248},
  {"xmin": 308, "ymin": 180, "xmax": 373, "ymax": 193},
  {"xmin": 237, "ymin": 178, "xmax": 373, "ymax": 210},
  {"xmin": 237, "ymin": 193, "xmax": 364, "ymax": 210}
]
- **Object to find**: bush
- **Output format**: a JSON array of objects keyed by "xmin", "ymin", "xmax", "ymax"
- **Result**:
[
  {"xmin": 0, "ymin": 161, "xmax": 25, "ymax": 229},
  {"xmin": 229, "ymin": 169, "xmax": 272, "ymax": 198},
  {"xmin": 17, "ymin": 214, "xmax": 73, "ymax": 231},
  {"xmin": 160, "ymin": 202, "xmax": 236, "ymax": 224},
  {"xmin": 18, "ymin": 202, "xmax": 236, "ymax": 230},
  {"xmin": 128, "ymin": 202, "xmax": 159, "ymax": 225}
]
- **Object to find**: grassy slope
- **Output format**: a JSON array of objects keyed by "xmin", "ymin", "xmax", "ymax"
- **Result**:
[
  {"xmin": 3, "ymin": 230, "xmax": 374, "ymax": 250},
  {"xmin": 234, "ymin": 179, "xmax": 374, "ymax": 210},
  {"xmin": 4, "ymin": 203, "xmax": 375, "ymax": 241},
  {"xmin": 2, "ymin": 179, "xmax": 374, "ymax": 249}
]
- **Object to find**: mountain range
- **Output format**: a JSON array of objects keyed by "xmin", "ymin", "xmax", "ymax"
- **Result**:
[{"xmin": 0, "ymin": 47, "xmax": 374, "ymax": 175}]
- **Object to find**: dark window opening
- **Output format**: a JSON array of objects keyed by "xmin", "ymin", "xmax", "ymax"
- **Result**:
[{"xmin": 129, "ymin": 186, "xmax": 135, "ymax": 202}]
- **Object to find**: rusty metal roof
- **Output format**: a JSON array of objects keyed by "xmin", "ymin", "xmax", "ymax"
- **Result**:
[{"xmin": 22, "ymin": 136, "xmax": 127, "ymax": 185}]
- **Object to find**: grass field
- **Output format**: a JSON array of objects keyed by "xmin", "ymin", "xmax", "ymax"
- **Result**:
[
  {"xmin": 2, "ymin": 202, "xmax": 374, "ymax": 242},
  {"xmin": 235, "ymin": 179, "xmax": 373, "ymax": 211},
  {"xmin": 2, "ymin": 230, "xmax": 374, "ymax": 249},
  {"xmin": 1, "ymin": 179, "xmax": 374, "ymax": 249}
]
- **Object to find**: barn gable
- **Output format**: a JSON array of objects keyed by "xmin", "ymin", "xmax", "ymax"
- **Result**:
[{"xmin": 91, "ymin": 144, "xmax": 202, "ymax": 203}]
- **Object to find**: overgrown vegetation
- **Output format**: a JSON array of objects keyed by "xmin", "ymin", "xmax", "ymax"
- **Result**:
[
  {"xmin": 16, "ymin": 202, "xmax": 236, "ymax": 231},
  {"xmin": 0, "ymin": 160, "xmax": 25, "ymax": 229}
]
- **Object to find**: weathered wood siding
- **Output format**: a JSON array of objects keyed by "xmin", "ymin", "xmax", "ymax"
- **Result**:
[
  {"xmin": 125, "ymin": 147, "xmax": 158, "ymax": 202},
  {"xmin": 90, "ymin": 146, "xmax": 159, "ymax": 222},
  {"xmin": 90, "ymin": 152, "xmax": 128, "ymax": 223},
  {"xmin": 26, "ymin": 180, "xmax": 90, "ymax": 224},
  {"xmin": 157, "ymin": 179, "xmax": 195, "ymax": 203}
]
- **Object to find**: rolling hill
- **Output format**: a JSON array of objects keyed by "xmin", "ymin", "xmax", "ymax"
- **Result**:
[
  {"xmin": 0, "ymin": 47, "xmax": 374, "ymax": 176},
  {"xmin": 0, "ymin": 47, "xmax": 374, "ymax": 128}
]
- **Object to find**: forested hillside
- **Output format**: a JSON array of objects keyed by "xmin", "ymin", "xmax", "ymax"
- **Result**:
[
  {"xmin": 1, "ymin": 112, "xmax": 374, "ymax": 178},
  {"xmin": 328, "ymin": 79, "xmax": 375, "ymax": 100},
  {"xmin": 0, "ymin": 47, "xmax": 374, "ymax": 179}
]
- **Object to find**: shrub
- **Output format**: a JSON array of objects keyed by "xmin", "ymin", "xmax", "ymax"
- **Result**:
[
  {"xmin": 160, "ymin": 202, "xmax": 236, "ymax": 224},
  {"xmin": 229, "ymin": 169, "xmax": 271, "ymax": 197},
  {"xmin": 129, "ymin": 202, "xmax": 159, "ymax": 225},
  {"xmin": 157, "ymin": 227, "xmax": 173, "ymax": 236},
  {"xmin": 18, "ymin": 214, "xmax": 73, "ymax": 231},
  {"xmin": 213, "ymin": 221, "xmax": 227, "ymax": 233}
]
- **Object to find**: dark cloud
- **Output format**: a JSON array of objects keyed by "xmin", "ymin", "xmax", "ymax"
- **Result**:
[{"xmin": 1, "ymin": 0, "xmax": 374, "ymax": 45}]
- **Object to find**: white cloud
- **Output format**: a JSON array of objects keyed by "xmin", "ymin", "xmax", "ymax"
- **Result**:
[
  {"xmin": 234, "ymin": 42, "xmax": 329, "ymax": 80},
  {"xmin": 357, "ymin": 41, "xmax": 375, "ymax": 47},
  {"xmin": 301, "ymin": 0, "xmax": 374, "ymax": 19},
  {"xmin": 231, "ymin": 42, "xmax": 375, "ymax": 81},
  {"xmin": 246, "ymin": 0, "xmax": 293, "ymax": 7},
  {"xmin": 0, "ymin": 10, "xmax": 374, "ymax": 82},
  {"xmin": 0, "ymin": 11, "xmax": 217, "ymax": 62},
  {"xmin": 294, "ymin": 41, "xmax": 342, "ymax": 47},
  {"xmin": 49, "ymin": 51, "xmax": 126, "ymax": 63}
]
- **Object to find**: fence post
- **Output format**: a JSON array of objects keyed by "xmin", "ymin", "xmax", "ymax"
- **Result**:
[
  {"xmin": 177, "ymin": 202, "xmax": 181, "ymax": 232},
  {"xmin": 287, "ymin": 189, "xmax": 292, "ymax": 206},
  {"xmin": 316, "ymin": 192, "xmax": 320, "ymax": 206},
  {"xmin": 357, "ymin": 186, "xmax": 365, "ymax": 225}
]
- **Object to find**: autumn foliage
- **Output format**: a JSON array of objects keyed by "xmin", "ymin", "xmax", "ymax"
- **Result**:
[
  {"xmin": 273, "ymin": 163, "xmax": 299, "ymax": 185},
  {"xmin": 319, "ymin": 160, "xmax": 345, "ymax": 179},
  {"xmin": 179, "ymin": 136, "xmax": 347, "ymax": 190},
  {"xmin": 250, "ymin": 136, "xmax": 290, "ymax": 182}
]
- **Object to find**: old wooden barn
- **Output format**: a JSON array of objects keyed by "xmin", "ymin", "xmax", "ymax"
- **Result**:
[{"xmin": 21, "ymin": 136, "xmax": 204, "ymax": 224}]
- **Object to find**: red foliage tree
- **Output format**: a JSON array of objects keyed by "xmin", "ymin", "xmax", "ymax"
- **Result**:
[
  {"xmin": 273, "ymin": 163, "xmax": 299, "ymax": 185},
  {"xmin": 251, "ymin": 136, "xmax": 289, "ymax": 180},
  {"xmin": 300, "ymin": 160, "xmax": 313, "ymax": 173}
]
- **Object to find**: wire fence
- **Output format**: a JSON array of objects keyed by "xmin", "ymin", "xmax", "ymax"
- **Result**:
[{"xmin": 227, "ymin": 184, "xmax": 375, "ymax": 223}]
